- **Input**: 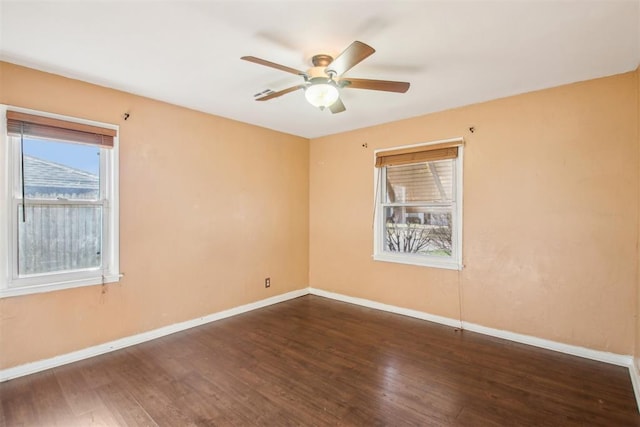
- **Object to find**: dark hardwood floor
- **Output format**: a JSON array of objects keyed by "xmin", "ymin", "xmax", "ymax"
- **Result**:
[{"xmin": 1, "ymin": 295, "xmax": 638, "ymax": 426}]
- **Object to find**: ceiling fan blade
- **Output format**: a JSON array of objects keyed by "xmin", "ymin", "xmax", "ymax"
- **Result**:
[
  {"xmin": 341, "ymin": 78, "xmax": 410, "ymax": 93},
  {"xmin": 329, "ymin": 98, "xmax": 346, "ymax": 114},
  {"xmin": 256, "ymin": 85, "xmax": 305, "ymax": 101},
  {"xmin": 241, "ymin": 56, "xmax": 306, "ymax": 76},
  {"xmin": 326, "ymin": 41, "xmax": 375, "ymax": 76}
]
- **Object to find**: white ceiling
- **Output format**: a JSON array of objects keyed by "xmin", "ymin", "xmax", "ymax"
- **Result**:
[{"xmin": 1, "ymin": 1, "xmax": 639, "ymax": 139}]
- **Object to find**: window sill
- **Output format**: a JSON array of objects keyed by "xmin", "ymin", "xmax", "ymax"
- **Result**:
[
  {"xmin": 0, "ymin": 273, "xmax": 122, "ymax": 299},
  {"xmin": 373, "ymin": 253, "xmax": 462, "ymax": 270}
]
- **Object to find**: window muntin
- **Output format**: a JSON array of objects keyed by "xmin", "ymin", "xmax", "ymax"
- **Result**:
[
  {"xmin": 374, "ymin": 141, "xmax": 462, "ymax": 269},
  {"xmin": 1, "ymin": 106, "xmax": 119, "ymax": 297}
]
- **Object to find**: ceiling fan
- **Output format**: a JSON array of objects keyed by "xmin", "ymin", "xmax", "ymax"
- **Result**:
[{"xmin": 241, "ymin": 41, "xmax": 410, "ymax": 114}]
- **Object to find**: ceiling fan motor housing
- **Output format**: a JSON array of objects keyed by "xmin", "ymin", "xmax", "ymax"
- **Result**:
[
  {"xmin": 311, "ymin": 54, "xmax": 333, "ymax": 67},
  {"xmin": 308, "ymin": 54, "xmax": 335, "ymax": 79}
]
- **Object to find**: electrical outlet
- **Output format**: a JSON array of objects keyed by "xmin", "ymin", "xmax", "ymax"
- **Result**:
[{"xmin": 265, "ymin": 277, "xmax": 270, "ymax": 288}]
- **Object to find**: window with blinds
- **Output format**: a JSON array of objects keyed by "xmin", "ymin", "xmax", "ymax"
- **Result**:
[
  {"xmin": 374, "ymin": 139, "xmax": 463, "ymax": 270},
  {"xmin": 1, "ymin": 107, "xmax": 120, "ymax": 297}
]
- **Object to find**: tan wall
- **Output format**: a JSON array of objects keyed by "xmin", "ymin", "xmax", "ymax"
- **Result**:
[
  {"xmin": 0, "ymin": 62, "xmax": 309, "ymax": 369},
  {"xmin": 310, "ymin": 72, "xmax": 638, "ymax": 354},
  {"xmin": 636, "ymin": 66, "xmax": 640, "ymax": 370}
]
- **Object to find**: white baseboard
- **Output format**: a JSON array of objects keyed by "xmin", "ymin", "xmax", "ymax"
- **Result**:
[
  {"xmin": 309, "ymin": 287, "xmax": 463, "ymax": 329},
  {"xmin": 630, "ymin": 359, "xmax": 640, "ymax": 411},
  {"xmin": 0, "ymin": 288, "xmax": 308, "ymax": 382},
  {"xmin": 309, "ymin": 287, "xmax": 633, "ymax": 368},
  {"xmin": 461, "ymin": 321, "xmax": 632, "ymax": 367}
]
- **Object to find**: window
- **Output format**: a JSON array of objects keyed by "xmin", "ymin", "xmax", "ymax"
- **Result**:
[
  {"xmin": 1, "ymin": 107, "xmax": 120, "ymax": 297},
  {"xmin": 373, "ymin": 139, "xmax": 463, "ymax": 270}
]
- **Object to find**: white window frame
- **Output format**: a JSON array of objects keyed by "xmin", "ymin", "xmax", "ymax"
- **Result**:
[
  {"xmin": 373, "ymin": 138, "xmax": 463, "ymax": 270},
  {"xmin": 0, "ymin": 105, "xmax": 120, "ymax": 298}
]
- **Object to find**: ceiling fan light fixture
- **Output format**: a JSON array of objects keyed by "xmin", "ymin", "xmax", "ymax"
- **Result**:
[{"xmin": 304, "ymin": 79, "xmax": 339, "ymax": 109}]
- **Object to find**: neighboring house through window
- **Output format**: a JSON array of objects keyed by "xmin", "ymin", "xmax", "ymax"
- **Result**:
[
  {"xmin": 373, "ymin": 138, "xmax": 463, "ymax": 270},
  {"xmin": 0, "ymin": 107, "xmax": 120, "ymax": 297}
]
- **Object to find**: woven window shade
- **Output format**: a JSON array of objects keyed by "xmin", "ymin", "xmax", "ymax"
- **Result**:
[
  {"xmin": 7, "ymin": 111, "xmax": 116, "ymax": 148},
  {"xmin": 375, "ymin": 140, "xmax": 463, "ymax": 168}
]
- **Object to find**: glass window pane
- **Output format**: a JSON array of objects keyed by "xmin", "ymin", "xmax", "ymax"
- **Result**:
[
  {"xmin": 385, "ymin": 159, "xmax": 453, "ymax": 203},
  {"xmin": 383, "ymin": 206, "xmax": 452, "ymax": 257},
  {"xmin": 23, "ymin": 138, "xmax": 100, "ymax": 200},
  {"xmin": 18, "ymin": 204, "xmax": 102, "ymax": 275}
]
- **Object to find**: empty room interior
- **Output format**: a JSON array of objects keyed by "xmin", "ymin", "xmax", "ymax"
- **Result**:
[{"xmin": 1, "ymin": 1, "xmax": 640, "ymax": 425}]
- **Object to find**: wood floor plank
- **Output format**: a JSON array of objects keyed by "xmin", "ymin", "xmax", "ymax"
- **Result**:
[
  {"xmin": 0, "ymin": 397, "xmax": 5, "ymax": 427},
  {"xmin": 94, "ymin": 382, "xmax": 158, "ymax": 427},
  {"xmin": 1, "ymin": 295, "xmax": 639, "ymax": 426},
  {"xmin": 69, "ymin": 403, "xmax": 125, "ymax": 426},
  {"xmin": 55, "ymin": 364, "xmax": 104, "ymax": 416},
  {"xmin": 30, "ymin": 371, "xmax": 75, "ymax": 425}
]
